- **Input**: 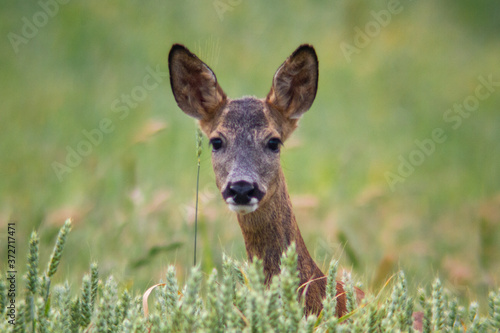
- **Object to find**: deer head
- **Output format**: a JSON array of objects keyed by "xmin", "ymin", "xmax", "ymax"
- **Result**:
[{"xmin": 168, "ymin": 44, "xmax": 318, "ymax": 216}]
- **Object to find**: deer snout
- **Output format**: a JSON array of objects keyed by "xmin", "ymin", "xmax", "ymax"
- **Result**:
[
  {"xmin": 227, "ymin": 181, "xmax": 255, "ymax": 205},
  {"xmin": 222, "ymin": 181, "xmax": 265, "ymax": 214}
]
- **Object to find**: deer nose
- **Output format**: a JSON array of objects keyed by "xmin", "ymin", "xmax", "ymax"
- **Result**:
[{"xmin": 228, "ymin": 181, "xmax": 255, "ymax": 205}]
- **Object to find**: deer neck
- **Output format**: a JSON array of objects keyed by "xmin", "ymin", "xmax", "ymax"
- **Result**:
[{"xmin": 236, "ymin": 169, "xmax": 324, "ymax": 284}]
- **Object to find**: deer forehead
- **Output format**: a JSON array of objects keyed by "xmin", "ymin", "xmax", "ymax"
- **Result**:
[{"xmin": 210, "ymin": 98, "xmax": 281, "ymax": 140}]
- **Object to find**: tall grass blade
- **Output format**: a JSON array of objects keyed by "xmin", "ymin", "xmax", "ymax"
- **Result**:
[{"xmin": 194, "ymin": 127, "xmax": 203, "ymax": 266}]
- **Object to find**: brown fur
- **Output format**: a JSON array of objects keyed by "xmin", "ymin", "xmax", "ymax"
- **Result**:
[
  {"xmin": 238, "ymin": 168, "xmax": 364, "ymax": 315},
  {"xmin": 168, "ymin": 43, "xmax": 364, "ymax": 317}
]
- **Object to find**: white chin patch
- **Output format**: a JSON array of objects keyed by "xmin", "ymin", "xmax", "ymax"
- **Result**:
[{"xmin": 226, "ymin": 198, "xmax": 259, "ymax": 215}]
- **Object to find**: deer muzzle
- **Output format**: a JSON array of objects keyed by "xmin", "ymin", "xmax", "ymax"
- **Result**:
[{"xmin": 222, "ymin": 181, "xmax": 265, "ymax": 215}]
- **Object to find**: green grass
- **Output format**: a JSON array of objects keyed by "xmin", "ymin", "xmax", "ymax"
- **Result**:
[
  {"xmin": 1, "ymin": 0, "xmax": 499, "ymax": 315},
  {"xmin": 1, "ymin": 224, "xmax": 500, "ymax": 332}
]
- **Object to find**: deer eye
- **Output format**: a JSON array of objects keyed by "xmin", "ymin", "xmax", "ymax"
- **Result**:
[
  {"xmin": 267, "ymin": 138, "xmax": 282, "ymax": 152},
  {"xmin": 210, "ymin": 138, "xmax": 223, "ymax": 151}
]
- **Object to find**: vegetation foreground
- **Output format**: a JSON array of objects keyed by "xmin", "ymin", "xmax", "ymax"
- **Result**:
[{"xmin": 1, "ymin": 220, "xmax": 499, "ymax": 332}]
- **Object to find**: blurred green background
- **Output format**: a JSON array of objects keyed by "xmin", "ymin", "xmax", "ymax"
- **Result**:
[{"xmin": 1, "ymin": 0, "xmax": 499, "ymax": 307}]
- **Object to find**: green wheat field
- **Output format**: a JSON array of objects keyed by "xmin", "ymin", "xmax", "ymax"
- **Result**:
[{"xmin": 1, "ymin": 0, "xmax": 500, "ymax": 331}]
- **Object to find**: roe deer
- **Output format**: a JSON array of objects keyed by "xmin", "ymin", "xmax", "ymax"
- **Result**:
[{"xmin": 168, "ymin": 43, "xmax": 364, "ymax": 316}]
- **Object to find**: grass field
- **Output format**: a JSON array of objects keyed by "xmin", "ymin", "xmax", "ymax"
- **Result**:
[{"xmin": 1, "ymin": 0, "xmax": 499, "ymax": 311}]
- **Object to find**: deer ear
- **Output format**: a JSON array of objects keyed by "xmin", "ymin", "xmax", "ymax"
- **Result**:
[
  {"xmin": 168, "ymin": 44, "xmax": 226, "ymax": 122},
  {"xmin": 266, "ymin": 44, "xmax": 318, "ymax": 119}
]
